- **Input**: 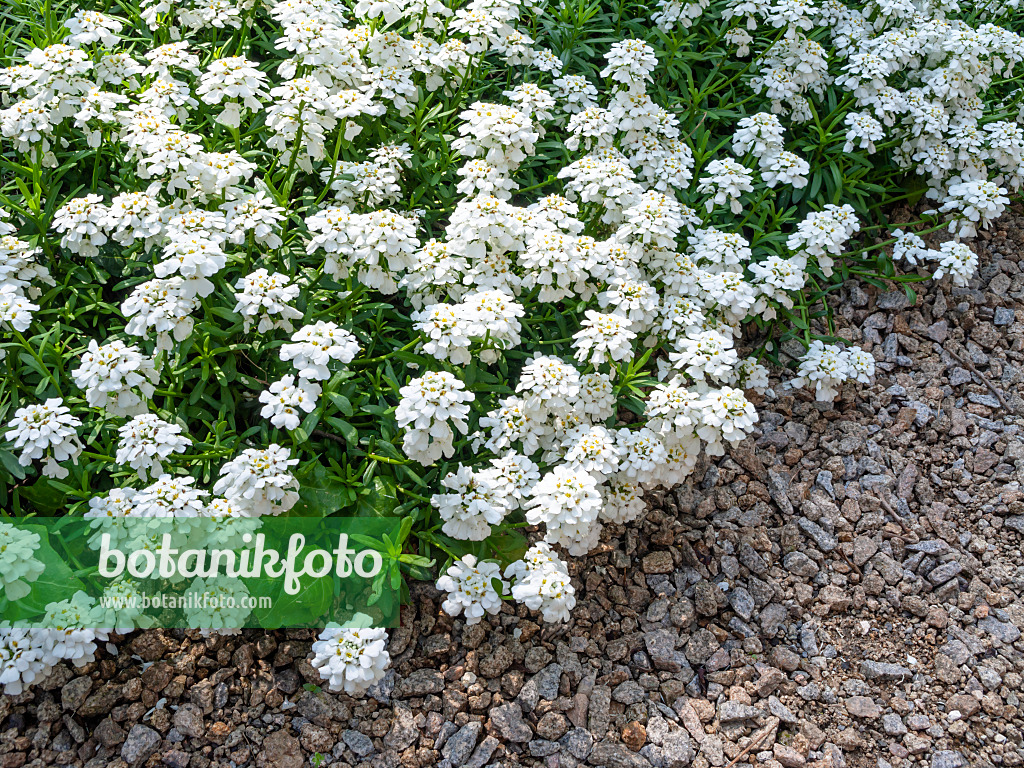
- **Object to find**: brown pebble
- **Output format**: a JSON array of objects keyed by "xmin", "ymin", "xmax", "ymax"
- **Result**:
[{"xmin": 622, "ymin": 721, "xmax": 646, "ymax": 752}]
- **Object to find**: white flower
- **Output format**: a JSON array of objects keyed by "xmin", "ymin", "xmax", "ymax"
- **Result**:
[
  {"xmin": 104, "ymin": 192, "xmax": 162, "ymax": 247},
  {"xmin": 94, "ymin": 579, "xmax": 152, "ymax": 633},
  {"xmin": 526, "ymin": 466, "xmax": 603, "ymax": 555},
  {"xmin": 42, "ymin": 592, "xmax": 109, "ymax": 668},
  {"xmin": 844, "ymin": 112, "xmax": 884, "ymax": 153},
  {"xmin": 601, "ymin": 39, "xmax": 658, "ymax": 92},
  {"xmin": 517, "ymin": 355, "xmax": 581, "ymax": 415},
  {"xmin": 0, "ymin": 284, "xmax": 38, "ymax": 332},
  {"xmin": 503, "ymin": 543, "xmax": 576, "ymax": 623},
  {"xmin": 750, "ymin": 255, "xmax": 804, "ymax": 316},
  {"xmin": 396, "ymin": 371, "xmax": 474, "ymax": 465},
  {"xmin": 688, "ymin": 227, "xmax": 752, "ymax": 270},
  {"xmin": 697, "ymin": 387, "xmax": 758, "ymax": 456},
  {"xmin": 456, "ymin": 159, "xmax": 520, "ymax": 200},
  {"xmin": 561, "ymin": 425, "xmax": 621, "ymax": 476},
  {"xmin": 72, "ymin": 340, "xmax": 158, "ymax": 417},
  {"xmin": 786, "ymin": 205, "xmax": 860, "ymax": 277},
  {"xmin": 601, "ymin": 478, "xmax": 647, "ymax": 524},
  {"xmin": 0, "ymin": 627, "xmax": 54, "ymax": 695},
  {"xmin": 646, "ymin": 378, "xmax": 703, "ymax": 442},
  {"xmin": 731, "ymin": 356, "xmax": 771, "ymax": 392},
  {"xmin": 65, "ymin": 10, "xmax": 123, "ymax": 48},
  {"xmin": 4, "ymin": 398, "xmax": 83, "ymax": 478},
  {"xmin": 732, "ymin": 113, "xmax": 785, "ymax": 157},
  {"xmin": 196, "ymin": 57, "xmax": 269, "ymax": 127},
  {"xmin": 213, "ymin": 445, "xmax": 300, "ymax": 517},
  {"xmin": 939, "ymin": 180, "xmax": 1010, "ymax": 238},
  {"xmin": 577, "ymin": 372, "xmax": 617, "ymax": 422},
  {"xmin": 697, "ymin": 158, "xmax": 754, "ymax": 214},
  {"xmin": 619, "ymin": 191, "xmax": 687, "ymax": 248},
  {"xmin": 222, "ymin": 192, "xmax": 285, "ymax": 249},
  {"xmin": 233, "ymin": 270, "xmax": 303, "ymax": 334},
  {"xmin": 325, "ymin": 159, "xmax": 404, "ymax": 207},
  {"xmin": 791, "ymin": 341, "xmax": 851, "ymax": 402},
  {"xmin": 653, "ymin": 0, "xmax": 709, "ymax": 30},
  {"xmin": 552, "ymin": 75, "xmax": 599, "ymax": 114},
  {"xmin": 0, "ymin": 236, "xmax": 52, "ymax": 297},
  {"xmin": 280, "ymin": 322, "xmax": 360, "ymax": 381},
  {"xmin": 308, "ymin": 208, "xmax": 420, "ymax": 295},
  {"xmin": 931, "ymin": 241, "xmax": 978, "ymax": 286},
  {"xmin": 488, "ymin": 453, "xmax": 540, "ymax": 508},
  {"xmin": 156, "ymin": 233, "xmax": 226, "ymax": 283},
  {"xmin": 83, "ymin": 488, "xmax": 139, "ymax": 554},
  {"xmin": 452, "ymin": 102, "xmax": 538, "ymax": 171},
  {"xmin": 572, "ymin": 311, "xmax": 636, "ymax": 366},
  {"xmin": 116, "ymin": 414, "xmax": 190, "ymax": 481},
  {"xmin": 616, "ymin": 427, "xmax": 668, "ymax": 486},
  {"xmin": 401, "ymin": 239, "xmax": 469, "ymax": 308},
  {"xmin": 436, "ymin": 555, "xmax": 507, "ymax": 624},
  {"xmin": 725, "ymin": 28, "xmax": 753, "ymax": 56},
  {"xmin": 414, "ymin": 304, "xmax": 473, "ymax": 365},
  {"xmin": 759, "ymin": 150, "xmax": 809, "ymax": 189},
  {"xmin": 891, "ymin": 229, "xmax": 931, "ymax": 266},
  {"xmin": 259, "ymin": 375, "xmax": 321, "ymax": 431},
  {"xmin": 0, "ymin": 524, "xmax": 44, "ymax": 601},
  {"xmin": 52, "ymin": 195, "xmax": 109, "ymax": 257},
  {"xmin": 432, "ymin": 465, "xmax": 510, "ymax": 541},
  {"xmin": 458, "ymin": 291, "xmax": 524, "ymax": 363},
  {"xmin": 597, "ymin": 278, "xmax": 660, "ymax": 332},
  {"xmin": 133, "ymin": 475, "xmax": 208, "ymax": 518},
  {"xmin": 669, "ymin": 331, "xmax": 738, "ymax": 381},
  {"xmin": 843, "ymin": 348, "xmax": 875, "ymax": 384},
  {"xmin": 185, "ymin": 577, "xmax": 253, "ymax": 631},
  {"xmin": 699, "ymin": 271, "xmax": 758, "ymax": 325},
  {"xmin": 519, "ymin": 229, "xmax": 588, "ymax": 302},
  {"xmin": 121, "ymin": 277, "xmax": 200, "ymax": 353},
  {"xmin": 565, "ymin": 107, "xmax": 616, "ymax": 152},
  {"xmin": 311, "ymin": 625, "xmax": 390, "ymax": 697},
  {"xmin": 479, "ymin": 396, "xmax": 550, "ymax": 456}
]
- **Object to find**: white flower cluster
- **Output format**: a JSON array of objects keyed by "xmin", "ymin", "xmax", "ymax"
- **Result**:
[
  {"xmin": 791, "ymin": 340, "xmax": 877, "ymax": 402},
  {"xmin": 310, "ymin": 624, "xmax": 390, "ymax": 696},
  {"xmin": 716, "ymin": 0, "xmax": 1024, "ymax": 287},
  {"xmin": 4, "ymin": 398, "xmax": 83, "ymax": 478},
  {"xmin": 260, "ymin": 321, "xmax": 361, "ymax": 431},
  {"xmin": 436, "ymin": 555, "xmax": 507, "ymax": 624},
  {"xmin": 72, "ymin": 340, "xmax": 159, "ymax": 417},
  {"xmin": 434, "ymin": 542, "xmax": 578, "ymax": 625},
  {"xmin": 0, "ymin": 523, "xmax": 45, "ymax": 601},
  {"xmin": 891, "ymin": 230, "xmax": 980, "ymax": 288},
  {"xmin": 0, "ymin": 590, "xmax": 110, "ymax": 695},
  {"xmin": 504, "ymin": 543, "xmax": 576, "ymax": 623}
]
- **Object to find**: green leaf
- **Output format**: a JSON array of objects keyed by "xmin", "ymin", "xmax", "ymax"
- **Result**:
[
  {"xmin": 18, "ymin": 477, "xmax": 68, "ymax": 514},
  {"xmin": 0, "ymin": 450, "xmax": 26, "ymax": 480},
  {"xmin": 293, "ymin": 462, "xmax": 351, "ymax": 516},
  {"xmin": 485, "ymin": 529, "xmax": 529, "ymax": 566}
]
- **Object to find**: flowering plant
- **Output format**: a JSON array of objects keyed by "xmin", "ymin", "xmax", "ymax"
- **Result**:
[{"xmin": 1, "ymin": 0, "xmax": 1021, "ymax": 693}]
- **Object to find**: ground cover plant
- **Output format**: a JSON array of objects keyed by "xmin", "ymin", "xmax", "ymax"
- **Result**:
[{"xmin": 0, "ymin": 0, "xmax": 1021, "ymax": 695}]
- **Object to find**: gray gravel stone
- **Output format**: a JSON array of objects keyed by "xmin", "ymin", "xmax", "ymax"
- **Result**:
[
  {"xmin": 860, "ymin": 661, "xmax": 914, "ymax": 681},
  {"xmin": 931, "ymin": 751, "xmax": 967, "ymax": 768},
  {"xmin": 443, "ymin": 722, "xmax": 482, "ymax": 764},
  {"xmin": 121, "ymin": 725, "xmax": 161, "ymax": 766},
  {"xmin": 342, "ymin": 729, "xmax": 374, "ymax": 758},
  {"xmin": 589, "ymin": 741, "xmax": 653, "ymax": 768},
  {"xmin": 797, "ymin": 517, "xmax": 838, "ymax": 552},
  {"xmin": 977, "ymin": 616, "xmax": 1021, "ymax": 643},
  {"xmin": 489, "ymin": 702, "xmax": 532, "ymax": 742}
]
